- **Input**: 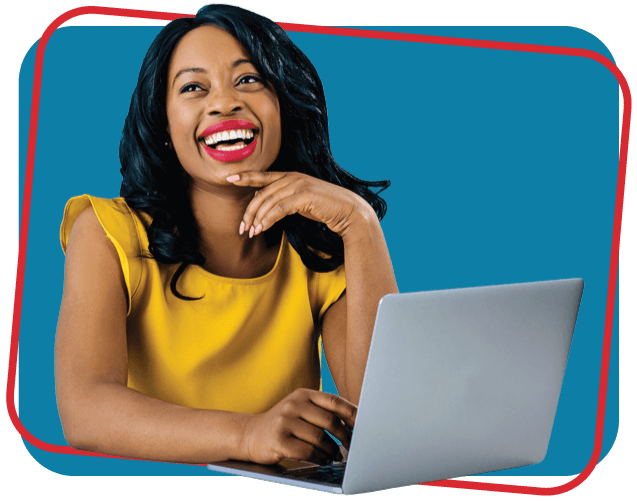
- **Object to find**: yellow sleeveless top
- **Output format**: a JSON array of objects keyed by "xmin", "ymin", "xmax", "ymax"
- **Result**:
[{"xmin": 60, "ymin": 195, "xmax": 346, "ymax": 414}]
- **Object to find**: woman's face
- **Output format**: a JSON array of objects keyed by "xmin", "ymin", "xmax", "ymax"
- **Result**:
[{"xmin": 166, "ymin": 26, "xmax": 281, "ymax": 191}]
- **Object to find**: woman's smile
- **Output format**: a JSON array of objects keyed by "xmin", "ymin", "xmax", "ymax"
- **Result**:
[
  {"xmin": 199, "ymin": 119, "xmax": 258, "ymax": 162},
  {"xmin": 166, "ymin": 26, "xmax": 281, "ymax": 188}
]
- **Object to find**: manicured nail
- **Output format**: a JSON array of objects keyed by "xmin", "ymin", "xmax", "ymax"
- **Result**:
[
  {"xmin": 239, "ymin": 221, "xmax": 245, "ymax": 235},
  {"xmin": 254, "ymin": 223, "xmax": 263, "ymax": 235},
  {"xmin": 226, "ymin": 175, "xmax": 240, "ymax": 182},
  {"xmin": 249, "ymin": 225, "xmax": 254, "ymax": 238}
]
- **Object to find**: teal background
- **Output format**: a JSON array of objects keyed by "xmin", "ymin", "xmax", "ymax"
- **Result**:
[{"xmin": 18, "ymin": 26, "xmax": 619, "ymax": 476}]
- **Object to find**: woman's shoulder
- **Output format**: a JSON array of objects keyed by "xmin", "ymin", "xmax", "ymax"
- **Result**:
[
  {"xmin": 284, "ymin": 242, "xmax": 346, "ymax": 323},
  {"xmin": 60, "ymin": 194, "xmax": 147, "ymax": 314},
  {"xmin": 61, "ymin": 195, "xmax": 149, "ymax": 254}
]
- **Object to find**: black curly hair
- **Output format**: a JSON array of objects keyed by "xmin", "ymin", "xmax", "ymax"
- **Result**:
[{"xmin": 119, "ymin": 3, "xmax": 390, "ymax": 300}]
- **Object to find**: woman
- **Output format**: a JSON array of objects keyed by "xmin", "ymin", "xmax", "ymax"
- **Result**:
[{"xmin": 55, "ymin": 4, "xmax": 397, "ymax": 467}]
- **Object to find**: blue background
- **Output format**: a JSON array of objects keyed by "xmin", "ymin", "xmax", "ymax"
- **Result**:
[{"xmin": 18, "ymin": 26, "xmax": 619, "ymax": 476}]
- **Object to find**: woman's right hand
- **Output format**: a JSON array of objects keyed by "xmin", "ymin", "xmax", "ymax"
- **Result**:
[{"xmin": 242, "ymin": 388, "xmax": 357, "ymax": 465}]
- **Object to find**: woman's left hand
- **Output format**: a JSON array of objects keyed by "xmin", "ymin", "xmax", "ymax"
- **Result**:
[{"xmin": 226, "ymin": 172, "xmax": 372, "ymax": 238}]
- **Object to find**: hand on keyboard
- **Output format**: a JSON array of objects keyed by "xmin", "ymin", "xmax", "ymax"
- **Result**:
[{"xmin": 242, "ymin": 388, "xmax": 356, "ymax": 465}]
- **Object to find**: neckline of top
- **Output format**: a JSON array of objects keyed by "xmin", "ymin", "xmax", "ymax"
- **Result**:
[{"xmin": 189, "ymin": 231, "xmax": 288, "ymax": 285}]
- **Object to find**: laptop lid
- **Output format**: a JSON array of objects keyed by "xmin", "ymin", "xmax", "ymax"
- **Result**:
[{"xmin": 342, "ymin": 279, "xmax": 583, "ymax": 494}]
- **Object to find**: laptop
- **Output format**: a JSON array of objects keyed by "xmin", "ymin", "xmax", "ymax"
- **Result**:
[{"xmin": 208, "ymin": 279, "xmax": 584, "ymax": 494}]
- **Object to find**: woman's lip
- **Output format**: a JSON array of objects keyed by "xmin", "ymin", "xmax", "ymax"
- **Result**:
[
  {"xmin": 200, "ymin": 119, "xmax": 256, "ymax": 138},
  {"xmin": 203, "ymin": 136, "xmax": 258, "ymax": 162}
]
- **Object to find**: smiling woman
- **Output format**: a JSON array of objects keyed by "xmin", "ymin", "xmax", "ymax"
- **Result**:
[
  {"xmin": 55, "ymin": 4, "xmax": 397, "ymax": 466},
  {"xmin": 166, "ymin": 26, "xmax": 282, "ymax": 188}
]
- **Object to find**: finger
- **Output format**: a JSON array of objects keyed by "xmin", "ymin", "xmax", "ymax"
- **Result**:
[
  {"xmin": 308, "ymin": 392, "xmax": 358, "ymax": 431},
  {"xmin": 251, "ymin": 189, "xmax": 311, "ymax": 237},
  {"xmin": 296, "ymin": 400, "xmax": 352, "ymax": 450},
  {"xmin": 282, "ymin": 436, "xmax": 333, "ymax": 465},
  {"xmin": 290, "ymin": 419, "xmax": 341, "ymax": 460},
  {"xmin": 299, "ymin": 401, "xmax": 352, "ymax": 454},
  {"xmin": 241, "ymin": 178, "xmax": 298, "ymax": 234},
  {"xmin": 226, "ymin": 171, "xmax": 289, "ymax": 188}
]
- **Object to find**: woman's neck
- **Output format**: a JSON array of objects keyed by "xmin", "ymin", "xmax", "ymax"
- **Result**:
[{"xmin": 188, "ymin": 182, "xmax": 279, "ymax": 279}]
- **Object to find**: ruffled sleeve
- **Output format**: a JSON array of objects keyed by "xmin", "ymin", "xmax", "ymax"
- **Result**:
[
  {"xmin": 60, "ymin": 195, "xmax": 144, "ymax": 315},
  {"xmin": 312, "ymin": 264, "xmax": 347, "ymax": 324}
]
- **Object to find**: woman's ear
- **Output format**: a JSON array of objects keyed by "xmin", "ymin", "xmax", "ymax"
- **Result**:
[{"xmin": 165, "ymin": 127, "xmax": 172, "ymax": 149}]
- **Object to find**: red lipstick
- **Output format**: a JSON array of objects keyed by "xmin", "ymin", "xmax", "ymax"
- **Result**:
[
  {"xmin": 200, "ymin": 119, "xmax": 258, "ymax": 163},
  {"xmin": 200, "ymin": 119, "xmax": 256, "ymax": 137}
]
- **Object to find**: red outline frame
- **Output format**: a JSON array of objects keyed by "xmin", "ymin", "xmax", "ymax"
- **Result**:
[{"xmin": 7, "ymin": 5, "xmax": 631, "ymax": 496}]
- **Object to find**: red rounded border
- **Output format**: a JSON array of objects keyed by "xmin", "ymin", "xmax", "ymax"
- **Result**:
[{"xmin": 7, "ymin": 5, "xmax": 631, "ymax": 495}]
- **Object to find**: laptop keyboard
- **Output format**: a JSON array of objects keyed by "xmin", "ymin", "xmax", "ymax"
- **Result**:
[{"xmin": 285, "ymin": 462, "xmax": 346, "ymax": 484}]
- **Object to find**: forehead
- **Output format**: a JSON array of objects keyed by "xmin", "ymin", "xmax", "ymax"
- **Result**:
[{"xmin": 168, "ymin": 26, "xmax": 250, "ymax": 77}]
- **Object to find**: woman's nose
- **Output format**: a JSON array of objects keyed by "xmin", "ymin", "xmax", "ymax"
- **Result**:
[{"xmin": 205, "ymin": 87, "xmax": 243, "ymax": 115}]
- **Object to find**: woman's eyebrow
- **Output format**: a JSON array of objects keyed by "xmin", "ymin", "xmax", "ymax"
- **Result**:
[
  {"xmin": 172, "ymin": 67, "xmax": 206, "ymax": 85},
  {"xmin": 232, "ymin": 58, "xmax": 253, "ymax": 68}
]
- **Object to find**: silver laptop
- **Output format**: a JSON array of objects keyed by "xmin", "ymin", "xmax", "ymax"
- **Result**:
[{"xmin": 208, "ymin": 279, "xmax": 584, "ymax": 494}]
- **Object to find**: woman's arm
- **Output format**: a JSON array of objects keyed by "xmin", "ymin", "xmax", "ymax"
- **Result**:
[
  {"xmin": 56, "ymin": 207, "xmax": 354, "ymax": 464},
  {"xmin": 320, "ymin": 205, "xmax": 398, "ymax": 405},
  {"xmin": 56, "ymin": 207, "xmax": 249, "ymax": 463}
]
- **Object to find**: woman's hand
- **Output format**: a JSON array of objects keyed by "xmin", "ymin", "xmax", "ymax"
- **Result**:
[
  {"xmin": 241, "ymin": 388, "xmax": 356, "ymax": 465},
  {"xmin": 226, "ymin": 172, "xmax": 373, "ymax": 237}
]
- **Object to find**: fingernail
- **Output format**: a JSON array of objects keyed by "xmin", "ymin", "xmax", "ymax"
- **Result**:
[
  {"xmin": 254, "ymin": 223, "xmax": 262, "ymax": 235},
  {"xmin": 226, "ymin": 175, "xmax": 240, "ymax": 182},
  {"xmin": 249, "ymin": 225, "xmax": 254, "ymax": 238},
  {"xmin": 239, "ymin": 221, "xmax": 245, "ymax": 235}
]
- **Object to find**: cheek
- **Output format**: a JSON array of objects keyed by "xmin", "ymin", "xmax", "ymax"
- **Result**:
[
  {"xmin": 263, "ymin": 100, "xmax": 282, "ymax": 150},
  {"xmin": 266, "ymin": 115, "xmax": 282, "ymax": 162},
  {"xmin": 166, "ymin": 104, "xmax": 199, "ymax": 169},
  {"xmin": 166, "ymin": 102, "xmax": 195, "ymax": 140},
  {"xmin": 167, "ymin": 112, "xmax": 190, "ymax": 137}
]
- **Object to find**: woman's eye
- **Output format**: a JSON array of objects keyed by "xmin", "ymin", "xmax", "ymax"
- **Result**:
[
  {"xmin": 238, "ymin": 75, "xmax": 262, "ymax": 85},
  {"xmin": 180, "ymin": 83, "xmax": 203, "ymax": 93}
]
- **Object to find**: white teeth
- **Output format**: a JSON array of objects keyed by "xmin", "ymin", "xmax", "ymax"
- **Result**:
[
  {"xmin": 216, "ymin": 143, "xmax": 248, "ymax": 151},
  {"xmin": 203, "ymin": 128, "xmax": 255, "ymax": 146}
]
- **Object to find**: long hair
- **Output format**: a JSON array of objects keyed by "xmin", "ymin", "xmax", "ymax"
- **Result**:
[{"xmin": 119, "ymin": 3, "xmax": 390, "ymax": 300}]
